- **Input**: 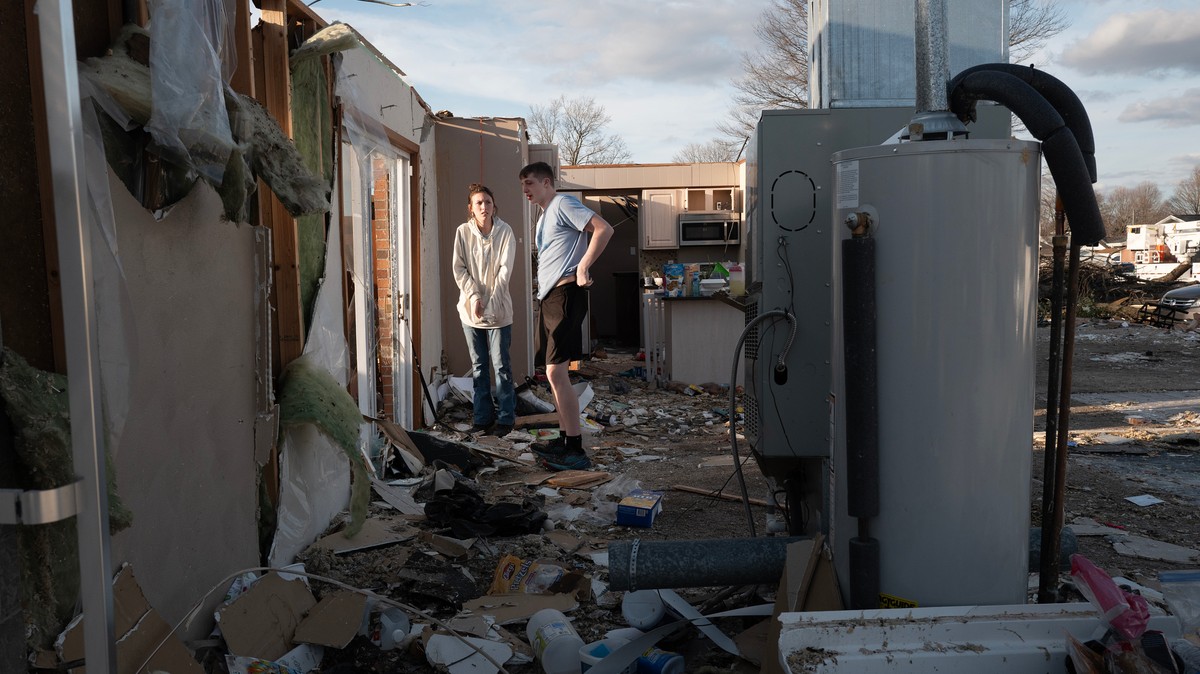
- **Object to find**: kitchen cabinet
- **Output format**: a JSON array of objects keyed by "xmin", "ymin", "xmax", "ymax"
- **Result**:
[
  {"xmin": 685, "ymin": 187, "xmax": 741, "ymax": 212},
  {"xmin": 641, "ymin": 189, "xmax": 681, "ymax": 249},
  {"xmin": 642, "ymin": 294, "xmax": 745, "ymax": 386}
]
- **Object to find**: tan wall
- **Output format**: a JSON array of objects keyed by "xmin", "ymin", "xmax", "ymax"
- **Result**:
[
  {"xmin": 561, "ymin": 162, "xmax": 741, "ymax": 191},
  {"xmin": 434, "ymin": 118, "xmax": 532, "ymax": 381},
  {"xmin": 108, "ymin": 177, "xmax": 261, "ymax": 637}
]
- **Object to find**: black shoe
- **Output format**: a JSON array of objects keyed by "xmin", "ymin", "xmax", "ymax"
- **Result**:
[
  {"xmin": 470, "ymin": 422, "xmax": 492, "ymax": 434},
  {"xmin": 492, "ymin": 424, "xmax": 514, "ymax": 437},
  {"xmin": 530, "ymin": 437, "xmax": 591, "ymax": 471}
]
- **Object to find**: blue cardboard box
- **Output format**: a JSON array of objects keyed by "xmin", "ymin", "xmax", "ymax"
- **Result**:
[{"xmin": 616, "ymin": 490, "xmax": 663, "ymax": 527}]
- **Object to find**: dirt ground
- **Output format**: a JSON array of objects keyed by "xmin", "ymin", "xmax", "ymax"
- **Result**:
[{"xmin": 278, "ymin": 319, "xmax": 1199, "ymax": 674}]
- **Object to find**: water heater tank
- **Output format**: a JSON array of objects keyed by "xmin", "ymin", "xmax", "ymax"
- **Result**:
[{"xmin": 830, "ymin": 138, "xmax": 1041, "ymax": 607}]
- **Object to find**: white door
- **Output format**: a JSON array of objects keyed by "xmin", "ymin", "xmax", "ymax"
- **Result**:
[
  {"xmin": 389, "ymin": 154, "xmax": 415, "ymax": 427},
  {"xmin": 345, "ymin": 142, "xmax": 378, "ymax": 425}
]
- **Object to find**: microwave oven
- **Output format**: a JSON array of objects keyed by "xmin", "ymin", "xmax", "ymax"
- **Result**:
[{"xmin": 679, "ymin": 212, "xmax": 741, "ymax": 246}]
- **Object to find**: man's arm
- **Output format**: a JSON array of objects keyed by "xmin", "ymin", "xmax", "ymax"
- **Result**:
[{"xmin": 575, "ymin": 214, "xmax": 614, "ymax": 287}]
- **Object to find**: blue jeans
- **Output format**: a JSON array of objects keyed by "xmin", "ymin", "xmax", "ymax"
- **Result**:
[{"xmin": 462, "ymin": 324, "xmax": 515, "ymax": 426}]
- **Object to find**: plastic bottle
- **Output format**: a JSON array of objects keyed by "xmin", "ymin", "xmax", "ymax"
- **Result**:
[
  {"xmin": 621, "ymin": 590, "xmax": 665, "ymax": 630},
  {"xmin": 601, "ymin": 628, "xmax": 684, "ymax": 674},
  {"xmin": 526, "ymin": 608, "xmax": 585, "ymax": 674},
  {"xmin": 579, "ymin": 638, "xmax": 635, "ymax": 674},
  {"xmin": 637, "ymin": 646, "xmax": 684, "ymax": 674},
  {"xmin": 377, "ymin": 607, "xmax": 410, "ymax": 651},
  {"xmin": 728, "ymin": 263, "xmax": 745, "ymax": 296}
]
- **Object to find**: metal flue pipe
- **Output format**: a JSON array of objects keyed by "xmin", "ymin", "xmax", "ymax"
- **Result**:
[
  {"xmin": 909, "ymin": 0, "xmax": 966, "ymax": 140},
  {"xmin": 915, "ymin": 0, "xmax": 950, "ymax": 114}
]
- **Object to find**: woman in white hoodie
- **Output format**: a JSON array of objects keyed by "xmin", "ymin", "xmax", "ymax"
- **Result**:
[{"xmin": 452, "ymin": 184, "xmax": 517, "ymax": 435}]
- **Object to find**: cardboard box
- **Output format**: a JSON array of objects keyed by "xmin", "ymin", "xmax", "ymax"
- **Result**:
[{"xmin": 616, "ymin": 490, "xmax": 663, "ymax": 527}]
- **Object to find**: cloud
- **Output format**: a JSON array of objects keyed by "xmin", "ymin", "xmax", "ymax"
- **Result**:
[
  {"xmin": 1060, "ymin": 8, "xmax": 1200, "ymax": 75},
  {"xmin": 1119, "ymin": 88, "xmax": 1200, "ymax": 127},
  {"xmin": 1169, "ymin": 153, "xmax": 1200, "ymax": 165}
]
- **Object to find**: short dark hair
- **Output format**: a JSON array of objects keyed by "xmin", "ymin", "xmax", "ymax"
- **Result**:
[{"xmin": 519, "ymin": 161, "xmax": 555, "ymax": 183}]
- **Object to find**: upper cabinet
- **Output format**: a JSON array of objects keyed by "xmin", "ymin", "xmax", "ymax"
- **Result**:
[
  {"xmin": 685, "ymin": 188, "xmax": 741, "ymax": 212},
  {"xmin": 642, "ymin": 189, "xmax": 682, "ymax": 249}
]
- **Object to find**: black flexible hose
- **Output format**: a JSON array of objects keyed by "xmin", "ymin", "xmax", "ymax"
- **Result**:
[
  {"xmin": 950, "ymin": 64, "xmax": 1097, "ymax": 182},
  {"xmin": 948, "ymin": 70, "xmax": 1106, "ymax": 246}
]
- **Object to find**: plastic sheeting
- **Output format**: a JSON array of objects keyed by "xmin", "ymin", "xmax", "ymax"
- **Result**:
[
  {"xmin": 77, "ymin": 71, "xmax": 138, "ymax": 467},
  {"xmin": 269, "ymin": 210, "xmax": 361, "ymax": 567},
  {"xmin": 145, "ymin": 0, "xmax": 236, "ymax": 185}
]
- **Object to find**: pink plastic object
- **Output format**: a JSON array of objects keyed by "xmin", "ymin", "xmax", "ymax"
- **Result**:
[{"xmin": 1069, "ymin": 554, "xmax": 1151, "ymax": 641}]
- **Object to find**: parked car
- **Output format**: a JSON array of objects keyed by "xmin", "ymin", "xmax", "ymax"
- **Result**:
[
  {"xmin": 1112, "ymin": 262, "xmax": 1136, "ymax": 276},
  {"xmin": 1160, "ymin": 283, "xmax": 1200, "ymax": 326}
]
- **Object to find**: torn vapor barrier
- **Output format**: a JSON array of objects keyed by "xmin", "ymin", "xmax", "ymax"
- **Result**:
[
  {"xmin": 271, "ymin": 223, "xmax": 369, "ymax": 567},
  {"xmin": 145, "ymin": 0, "xmax": 237, "ymax": 186},
  {"xmin": 77, "ymin": 24, "xmax": 328, "ymax": 223}
]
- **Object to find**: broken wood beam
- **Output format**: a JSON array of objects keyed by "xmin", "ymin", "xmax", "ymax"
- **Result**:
[{"xmin": 671, "ymin": 484, "xmax": 787, "ymax": 511}]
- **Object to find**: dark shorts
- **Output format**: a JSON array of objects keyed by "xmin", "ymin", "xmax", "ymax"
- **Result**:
[{"xmin": 535, "ymin": 283, "xmax": 589, "ymax": 366}]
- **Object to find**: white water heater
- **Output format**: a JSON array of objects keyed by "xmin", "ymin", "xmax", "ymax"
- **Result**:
[{"xmin": 831, "ymin": 138, "xmax": 1041, "ymax": 606}]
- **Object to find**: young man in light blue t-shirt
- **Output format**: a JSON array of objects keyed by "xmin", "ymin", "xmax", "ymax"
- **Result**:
[{"xmin": 519, "ymin": 161, "xmax": 614, "ymax": 469}]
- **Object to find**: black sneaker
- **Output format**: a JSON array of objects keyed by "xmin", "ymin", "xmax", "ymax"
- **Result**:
[
  {"xmin": 492, "ymin": 424, "xmax": 514, "ymax": 437},
  {"xmin": 470, "ymin": 422, "xmax": 492, "ymax": 434},
  {"xmin": 530, "ymin": 437, "xmax": 590, "ymax": 471}
]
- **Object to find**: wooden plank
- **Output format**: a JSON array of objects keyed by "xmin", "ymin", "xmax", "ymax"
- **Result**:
[
  {"xmin": 24, "ymin": 0, "xmax": 67, "ymax": 373},
  {"xmin": 515, "ymin": 413, "xmax": 560, "ymax": 429},
  {"xmin": 257, "ymin": 0, "xmax": 304, "ymax": 371},
  {"xmin": 230, "ymin": 0, "xmax": 255, "ymax": 97},
  {"xmin": 671, "ymin": 484, "xmax": 785, "ymax": 511},
  {"xmin": 546, "ymin": 471, "xmax": 612, "ymax": 489}
]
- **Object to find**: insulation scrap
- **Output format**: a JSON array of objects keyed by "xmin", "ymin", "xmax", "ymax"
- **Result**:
[
  {"xmin": 227, "ymin": 91, "xmax": 330, "ymax": 218},
  {"xmin": 277, "ymin": 355, "xmax": 370, "ymax": 537},
  {"xmin": 0, "ymin": 347, "xmax": 132, "ymax": 529},
  {"xmin": 290, "ymin": 22, "xmax": 359, "ymax": 65},
  {"xmin": 78, "ymin": 23, "xmax": 329, "ymax": 221},
  {"xmin": 0, "ymin": 347, "xmax": 133, "ymax": 650}
]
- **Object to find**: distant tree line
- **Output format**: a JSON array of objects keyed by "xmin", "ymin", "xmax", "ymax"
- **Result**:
[{"xmin": 1040, "ymin": 166, "xmax": 1200, "ymax": 239}]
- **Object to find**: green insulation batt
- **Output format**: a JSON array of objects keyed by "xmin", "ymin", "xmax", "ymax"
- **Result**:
[
  {"xmin": 277, "ymin": 354, "xmax": 369, "ymax": 537},
  {"xmin": 0, "ymin": 347, "xmax": 132, "ymax": 649},
  {"xmin": 290, "ymin": 53, "xmax": 334, "ymax": 332}
]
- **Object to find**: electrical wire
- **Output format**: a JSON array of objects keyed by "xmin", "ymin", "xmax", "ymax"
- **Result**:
[
  {"xmin": 133, "ymin": 566, "xmax": 511, "ymax": 674},
  {"xmin": 728, "ymin": 309, "xmax": 796, "ymax": 538}
]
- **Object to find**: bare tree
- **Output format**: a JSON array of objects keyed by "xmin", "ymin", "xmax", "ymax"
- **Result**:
[
  {"xmin": 1038, "ymin": 172, "xmax": 1059, "ymax": 237},
  {"xmin": 1166, "ymin": 165, "xmax": 1200, "ymax": 216},
  {"xmin": 1100, "ymin": 182, "xmax": 1170, "ymax": 238},
  {"xmin": 528, "ymin": 96, "xmax": 632, "ymax": 166},
  {"xmin": 718, "ymin": 0, "xmax": 809, "ymax": 144},
  {"xmin": 672, "ymin": 140, "xmax": 739, "ymax": 163},
  {"xmin": 721, "ymin": 0, "xmax": 1069, "ymax": 146}
]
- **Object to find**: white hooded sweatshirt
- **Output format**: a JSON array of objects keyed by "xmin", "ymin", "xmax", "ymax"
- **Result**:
[{"xmin": 451, "ymin": 216, "xmax": 516, "ymax": 329}]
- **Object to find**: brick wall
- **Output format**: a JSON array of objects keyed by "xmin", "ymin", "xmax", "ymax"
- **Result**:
[{"xmin": 372, "ymin": 156, "xmax": 395, "ymax": 417}]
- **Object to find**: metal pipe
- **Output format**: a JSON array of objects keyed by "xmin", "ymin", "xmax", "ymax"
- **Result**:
[
  {"xmin": 1037, "ymin": 207, "xmax": 1068, "ymax": 603},
  {"xmin": 948, "ymin": 69, "xmax": 1106, "ymax": 245},
  {"xmin": 608, "ymin": 537, "xmax": 807, "ymax": 592},
  {"xmin": 38, "ymin": 0, "xmax": 118, "ymax": 672},
  {"xmin": 1044, "ymin": 241, "xmax": 1083, "ymax": 597},
  {"xmin": 915, "ymin": 0, "xmax": 950, "ymax": 113}
]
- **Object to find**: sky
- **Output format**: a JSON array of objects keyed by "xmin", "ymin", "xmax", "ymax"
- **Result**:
[{"xmin": 310, "ymin": 0, "xmax": 1200, "ymax": 199}]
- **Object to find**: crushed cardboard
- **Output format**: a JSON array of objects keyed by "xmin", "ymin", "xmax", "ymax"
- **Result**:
[
  {"xmin": 458, "ymin": 593, "xmax": 579, "ymax": 626},
  {"xmin": 217, "ymin": 573, "xmax": 317, "ymax": 661},
  {"xmin": 58, "ymin": 564, "xmax": 204, "ymax": 674},
  {"xmin": 762, "ymin": 535, "xmax": 843, "ymax": 674},
  {"xmin": 292, "ymin": 591, "xmax": 367, "ymax": 649},
  {"xmin": 308, "ymin": 516, "xmax": 417, "ymax": 554}
]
